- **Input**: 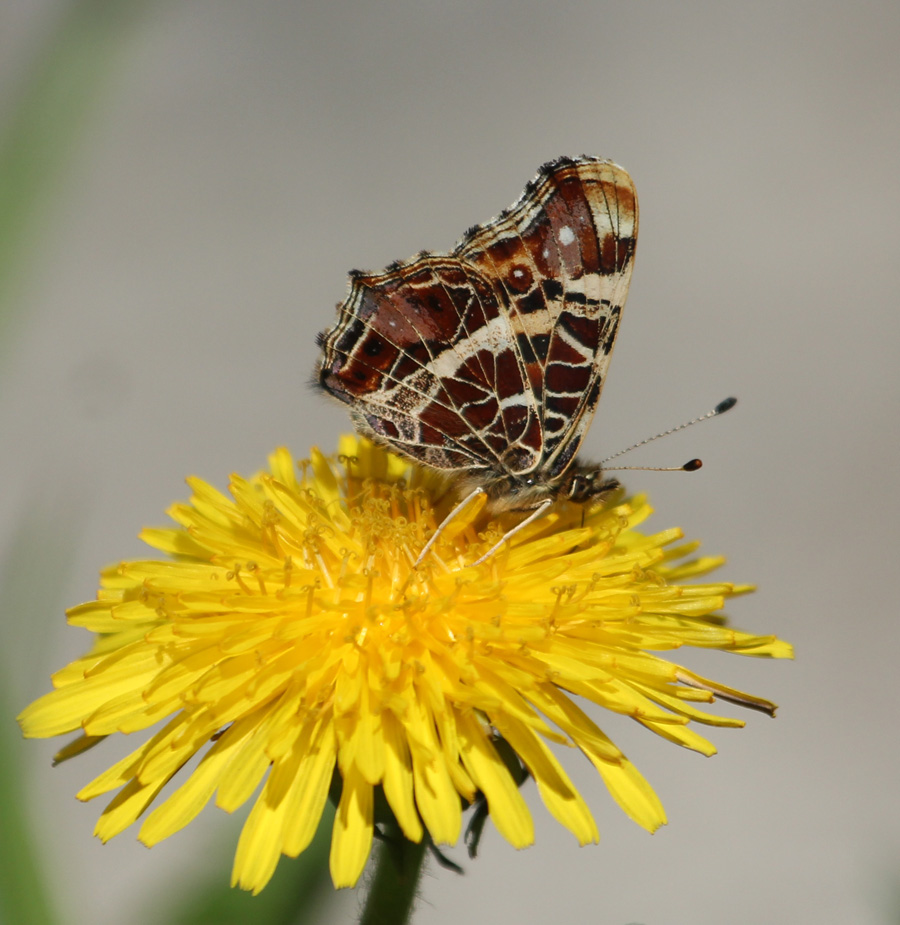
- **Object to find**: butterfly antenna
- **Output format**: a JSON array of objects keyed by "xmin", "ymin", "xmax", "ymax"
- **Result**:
[
  {"xmin": 600, "ymin": 397, "xmax": 737, "ymax": 466},
  {"xmin": 604, "ymin": 459, "xmax": 703, "ymax": 473}
]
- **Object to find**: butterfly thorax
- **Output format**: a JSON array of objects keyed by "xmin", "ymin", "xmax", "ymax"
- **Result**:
[{"xmin": 460, "ymin": 462, "xmax": 619, "ymax": 513}]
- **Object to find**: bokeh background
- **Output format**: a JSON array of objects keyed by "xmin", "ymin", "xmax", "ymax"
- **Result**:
[{"xmin": 2, "ymin": 2, "xmax": 898, "ymax": 923}]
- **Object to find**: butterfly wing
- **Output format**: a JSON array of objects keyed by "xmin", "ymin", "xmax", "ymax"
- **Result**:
[
  {"xmin": 317, "ymin": 156, "xmax": 637, "ymax": 477},
  {"xmin": 456, "ymin": 156, "xmax": 638, "ymax": 477},
  {"xmin": 317, "ymin": 254, "xmax": 540, "ymax": 472}
]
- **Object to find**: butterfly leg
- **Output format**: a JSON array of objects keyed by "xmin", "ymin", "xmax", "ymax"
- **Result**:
[
  {"xmin": 471, "ymin": 499, "xmax": 553, "ymax": 567},
  {"xmin": 414, "ymin": 487, "xmax": 487, "ymax": 568}
]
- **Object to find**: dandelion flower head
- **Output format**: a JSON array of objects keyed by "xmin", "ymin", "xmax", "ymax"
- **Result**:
[{"xmin": 18, "ymin": 437, "xmax": 792, "ymax": 893}]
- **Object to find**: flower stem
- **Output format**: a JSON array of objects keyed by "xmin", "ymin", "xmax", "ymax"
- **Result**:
[{"xmin": 359, "ymin": 824, "xmax": 427, "ymax": 925}]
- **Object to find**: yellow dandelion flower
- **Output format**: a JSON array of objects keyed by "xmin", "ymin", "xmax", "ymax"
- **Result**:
[{"xmin": 18, "ymin": 437, "xmax": 792, "ymax": 894}]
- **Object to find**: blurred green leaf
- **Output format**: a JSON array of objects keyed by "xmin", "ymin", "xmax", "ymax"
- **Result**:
[
  {"xmin": 0, "ymin": 487, "xmax": 92, "ymax": 925},
  {"xmin": 0, "ymin": 721, "xmax": 58, "ymax": 925}
]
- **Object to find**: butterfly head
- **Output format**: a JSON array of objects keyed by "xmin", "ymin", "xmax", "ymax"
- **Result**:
[
  {"xmin": 467, "ymin": 463, "xmax": 619, "ymax": 513},
  {"xmin": 561, "ymin": 466, "xmax": 620, "ymax": 503}
]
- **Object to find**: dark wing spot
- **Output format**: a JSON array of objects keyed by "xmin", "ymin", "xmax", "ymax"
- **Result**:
[
  {"xmin": 516, "ymin": 332, "xmax": 536, "ymax": 365},
  {"xmin": 514, "ymin": 332, "xmax": 550, "ymax": 365},
  {"xmin": 516, "ymin": 289, "xmax": 545, "ymax": 315},
  {"xmin": 542, "ymin": 279, "xmax": 564, "ymax": 300},
  {"xmin": 531, "ymin": 333, "xmax": 551, "ymax": 361}
]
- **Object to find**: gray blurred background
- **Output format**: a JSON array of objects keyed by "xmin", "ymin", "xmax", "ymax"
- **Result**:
[{"xmin": 1, "ymin": 1, "xmax": 898, "ymax": 923}]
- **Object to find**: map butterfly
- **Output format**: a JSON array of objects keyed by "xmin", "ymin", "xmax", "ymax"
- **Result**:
[{"xmin": 317, "ymin": 156, "xmax": 638, "ymax": 560}]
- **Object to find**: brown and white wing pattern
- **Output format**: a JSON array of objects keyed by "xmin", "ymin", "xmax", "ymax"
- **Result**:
[
  {"xmin": 456, "ymin": 156, "xmax": 637, "ymax": 477},
  {"xmin": 317, "ymin": 156, "xmax": 638, "ymax": 481},
  {"xmin": 317, "ymin": 255, "xmax": 535, "ymax": 471}
]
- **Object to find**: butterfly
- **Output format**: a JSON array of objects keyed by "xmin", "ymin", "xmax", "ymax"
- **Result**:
[{"xmin": 317, "ymin": 156, "xmax": 638, "ymax": 561}]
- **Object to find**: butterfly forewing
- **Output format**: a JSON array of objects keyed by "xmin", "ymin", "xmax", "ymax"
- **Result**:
[
  {"xmin": 456, "ymin": 157, "xmax": 637, "ymax": 476},
  {"xmin": 317, "ymin": 155, "xmax": 638, "ymax": 485}
]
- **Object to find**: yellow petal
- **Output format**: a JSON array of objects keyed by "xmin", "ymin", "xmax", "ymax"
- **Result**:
[
  {"xmin": 381, "ymin": 711, "xmax": 423, "ymax": 843},
  {"xmin": 494, "ymin": 714, "xmax": 598, "ymax": 845},
  {"xmin": 456, "ymin": 710, "xmax": 533, "ymax": 848},
  {"xmin": 94, "ymin": 777, "xmax": 168, "ymax": 842},
  {"xmin": 282, "ymin": 726, "xmax": 337, "ymax": 856},
  {"xmin": 231, "ymin": 782, "xmax": 286, "ymax": 895},
  {"xmin": 329, "ymin": 769, "xmax": 373, "ymax": 888},
  {"xmin": 139, "ymin": 720, "xmax": 256, "ymax": 845}
]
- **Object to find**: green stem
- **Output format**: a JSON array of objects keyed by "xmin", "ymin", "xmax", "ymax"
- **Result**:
[{"xmin": 359, "ymin": 824, "xmax": 428, "ymax": 925}]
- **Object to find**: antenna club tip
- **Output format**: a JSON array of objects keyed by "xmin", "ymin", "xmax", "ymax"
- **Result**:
[
  {"xmin": 683, "ymin": 458, "xmax": 703, "ymax": 471},
  {"xmin": 715, "ymin": 397, "xmax": 738, "ymax": 414}
]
